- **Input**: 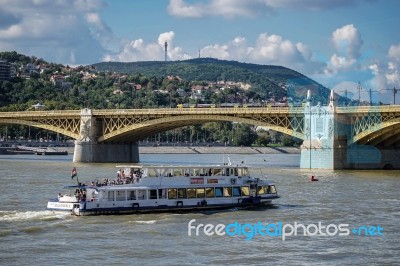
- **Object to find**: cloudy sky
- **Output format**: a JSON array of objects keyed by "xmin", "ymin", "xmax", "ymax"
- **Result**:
[{"xmin": 0, "ymin": 0, "xmax": 399, "ymax": 103}]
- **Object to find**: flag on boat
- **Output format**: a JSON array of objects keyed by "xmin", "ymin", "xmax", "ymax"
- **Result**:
[{"xmin": 71, "ymin": 167, "xmax": 77, "ymax": 179}]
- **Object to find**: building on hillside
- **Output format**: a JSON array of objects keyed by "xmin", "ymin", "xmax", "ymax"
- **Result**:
[
  {"xmin": 113, "ymin": 89, "xmax": 124, "ymax": 95},
  {"xmin": 50, "ymin": 75, "xmax": 65, "ymax": 87},
  {"xmin": 31, "ymin": 103, "xmax": 46, "ymax": 110},
  {"xmin": 0, "ymin": 60, "xmax": 11, "ymax": 80},
  {"xmin": 24, "ymin": 63, "xmax": 38, "ymax": 74}
]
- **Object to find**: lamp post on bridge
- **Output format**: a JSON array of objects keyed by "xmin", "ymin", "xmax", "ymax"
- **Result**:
[
  {"xmin": 306, "ymin": 90, "xmax": 312, "ymax": 170},
  {"xmin": 378, "ymin": 87, "xmax": 397, "ymax": 105},
  {"xmin": 357, "ymin": 81, "xmax": 362, "ymax": 106}
]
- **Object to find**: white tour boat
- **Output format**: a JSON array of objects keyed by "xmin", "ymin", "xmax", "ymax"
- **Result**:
[{"xmin": 47, "ymin": 164, "xmax": 279, "ymax": 216}]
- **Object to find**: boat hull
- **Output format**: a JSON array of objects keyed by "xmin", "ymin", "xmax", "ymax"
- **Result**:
[{"xmin": 71, "ymin": 196, "xmax": 279, "ymax": 216}]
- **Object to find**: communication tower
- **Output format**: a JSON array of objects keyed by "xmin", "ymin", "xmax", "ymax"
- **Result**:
[{"xmin": 164, "ymin": 42, "xmax": 168, "ymax": 62}]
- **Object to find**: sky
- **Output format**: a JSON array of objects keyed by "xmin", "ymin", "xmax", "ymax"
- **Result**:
[{"xmin": 0, "ymin": 0, "xmax": 399, "ymax": 103}]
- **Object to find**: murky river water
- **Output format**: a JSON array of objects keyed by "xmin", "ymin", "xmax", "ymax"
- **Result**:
[{"xmin": 0, "ymin": 153, "xmax": 399, "ymax": 265}]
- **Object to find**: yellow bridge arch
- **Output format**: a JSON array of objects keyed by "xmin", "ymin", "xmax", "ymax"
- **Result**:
[{"xmin": 98, "ymin": 114, "xmax": 305, "ymax": 142}]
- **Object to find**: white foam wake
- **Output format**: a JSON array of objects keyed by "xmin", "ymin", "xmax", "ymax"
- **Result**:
[
  {"xmin": 135, "ymin": 220, "xmax": 156, "ymax": 224},
  {"xmin": 0, "ymin": 210, "xmax": 70, "ymax": 222}
]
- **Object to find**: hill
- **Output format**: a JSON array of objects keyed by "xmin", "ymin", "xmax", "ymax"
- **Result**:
[{"xmin": 92, "ymin": 58, "xmax": 330, "ymax": 103}]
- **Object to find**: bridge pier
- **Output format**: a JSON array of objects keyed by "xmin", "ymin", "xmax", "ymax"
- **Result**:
[
  {"xmin": 73, "ymin": 141, "xmax": 139, "ymax": 163},
  {"xmin": 300, "ymin": 90, "xmax": 348, "ymax": 169},
  {"xmin": 72, "ymin": 108, "xmax": 139, "ymax": 163}
]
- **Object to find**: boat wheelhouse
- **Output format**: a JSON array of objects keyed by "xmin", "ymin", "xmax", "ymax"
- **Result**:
[{"xmin": 47, "ymin": 164, "xmax": 279, "ymax": 216}]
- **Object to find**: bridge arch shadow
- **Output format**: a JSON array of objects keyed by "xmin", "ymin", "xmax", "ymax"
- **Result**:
[
  {"xmin": 98, "ymin": 114, "xmax": 305, "ymax": 142},
  {"xmin": 350, "ymin": 118, "xmax": 400, "ymax": 146}
]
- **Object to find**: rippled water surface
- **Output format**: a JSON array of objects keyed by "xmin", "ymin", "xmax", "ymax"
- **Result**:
[{"xmin": 0, "ymin": 153, "xmax": 399, "ymax": 265}]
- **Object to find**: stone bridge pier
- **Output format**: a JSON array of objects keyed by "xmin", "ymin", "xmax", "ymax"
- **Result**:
[
  {"xmin": 72, "ymin": 108, "xmax": 139, "ymax": 163},
  {"xmin": 300, "ymin": 90, "xmax": 400, "ymax": 170},
  {"xmin": 300, "ymin": 90, "xmax": 347, "ymax": 169}
]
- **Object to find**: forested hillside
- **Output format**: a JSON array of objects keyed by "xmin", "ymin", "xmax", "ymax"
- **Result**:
[{"xmin": 92, "ymin": 58, "xmax": 330, "ymax": 103}]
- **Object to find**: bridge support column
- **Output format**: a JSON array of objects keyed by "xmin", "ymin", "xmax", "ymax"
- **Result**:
[
  {"xmin": 73, "ymin": 141, "xmax": 139, "ymax": 163},
  {"xmin": 72, "ymin": 108, "xmax": 139, "ymax": 163},
  {"xmin": 300, "ymin": 90, "xmax": 347, "ymax": 169}
]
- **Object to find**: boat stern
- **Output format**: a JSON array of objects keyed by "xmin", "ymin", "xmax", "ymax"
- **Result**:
[{"xmin": 47, "ymin": 200, "xmax": 75, "ymax": 211}]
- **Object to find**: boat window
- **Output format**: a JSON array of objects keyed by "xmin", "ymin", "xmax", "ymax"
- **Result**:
[
  {"xmin": 158, "ymin": 189, "xmax": 166, "ymax": 199},
  {"xmin": 147, "ymin": 168, "xmax": 159, "ymax": 177},
  {"xmin": 128, "ymin": 190, "xmax": 136, "ymax": 200},
  {"xmin": 174, "ymin": 169, "xmax": 183, "ymax": 176},
  {"xmin": 168, "ymin": 188, "xmax": 177, "ymax": 199},
  {"xmin": 149, "ymin": 189, "xmax": 158, "ymax": 199},
  {"xmin": 212, "ymin": 168, "xmax": 222, "ymax": 176},
  {"xmin": 257, "ymin": 186, "xmax": 266, "ymax": 195},
  {"xmin": 137, "ymin": 190, "xmax": 147, "ymax": 200},
  {"xmin": 187, "ymin": 188, "xmax": 196, "ymax": 198},
  {"xmin": 223, "ymin": 187, "xmax": 232, "ymax": 197},
  {"xmin": 205, "ymin": 187, "xmax": 214, "ymax": 198},
  {"xmin": 269, "ymin": 185, "xmax": 277, "ymax": 194},
  {"xmin": 241, "ymin": 186, "xmax": 250, "ymax": 196},
  {"xmin": 108, "ymin": 191, "xmax": 114, "ymax": 201},
  {"xmin": 178, "ymin": 188, "xmax": 187, "ymax": 199},
  {"xmin": 232, "ymin": 187, "xmax": 241, "ymax": 197},
  {"xmin": 116, "ymin": 191, "xmax": 126, "ymax": 201},
  {"xmin": 215, "ymin": 187, "xmax": 223, "ymax": 197},
  {"xmin": 192, "ymin": 169, "xmax": 199, "ymax": 176},
  {"xmin": 196, "ymin": 188, "xmax": 205, "ymax": 198},
  {"xmin": 237, "ymin": 168, "xmax": 249, "ymax": 177},
  {"xmin": 207, "ymin": 178, "xmax": 218, "ymax": 184},
  {"xmin": 233, "ymin": 168, "xmax": 238, "ymax": 176},
  {"xmin": 224, "ymin": 168, "xmax": 230, "ymax": 176}
]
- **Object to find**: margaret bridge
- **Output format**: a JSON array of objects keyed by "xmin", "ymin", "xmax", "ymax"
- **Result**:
[{"xmin": 1, "ymin": 91, "xmax": 400, "ymax": 169}]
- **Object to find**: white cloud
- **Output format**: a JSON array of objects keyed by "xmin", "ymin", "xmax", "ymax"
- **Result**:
[
  {"xmin": 104, "ymin": 31, "xmax": 191, "ymax": 62},
  {"xmin": 167, "ymin": 0, "xmax": 371, "ymax": 18},
  {"xmin": 388, "ymin": 45, "xmax": 400, "ymax": 64},
  {"xmin": 332, "ymin": 24, "xmax": 363, "ymax": 60},
  {"xmin": 0, "ymin": 0, "xmax": 110, "ymax": 64},
  {"xmin": 324, "ymin": 24, "xmax": 363, "ymax": 74},
  {"xmin": 385, "ymin": 45, "xmax": 400, "ymax": 86},
  {"xmin": 85, "ymin": 12, "xmax": 119, "ymax": 52},
  {"xmin": 167, "ymin": 0, "xmax": 204, "ymax": 18},
  {"xmin": 104, "ymin": 31, "xmax": 323, "ymax": 76},
  {"xmin": 363, "ymin": 45, "xmax": 400, "ymax": 92},
  {"xmin": 168, "ymin": 0, "xmax": 272, "ymax": 18},
  {"xmin": 340, "ymin": 44, "xmax": 400, "ymax": 104},
  {"xmin": 158, "ymin": 31, "xmax": 175, "ymax": 47},
  {"xmin": 199, "ymin": 32, "xmax": 322, "ymax": 74}
]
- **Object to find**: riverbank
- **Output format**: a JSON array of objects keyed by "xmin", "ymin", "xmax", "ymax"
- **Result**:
[
  {"xmin": 139, "ymin": 146, "xmax": 300, "ymax": 154},
  {"xmin": 1, "ymin": 146, "xmax": 300, "ymax": 155}
]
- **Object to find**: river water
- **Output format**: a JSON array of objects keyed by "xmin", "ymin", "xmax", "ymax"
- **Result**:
[{"xmin": 0, "ymin": 153, "xmax": 399, "ymax": 265}]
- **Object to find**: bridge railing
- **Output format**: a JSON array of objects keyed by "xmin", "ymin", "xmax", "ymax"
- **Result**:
[
  {"xmin": 92, "ymin": 107, "xmax": 305, "ymax": 116},
  {"xmin": 0, "ymin": 110, "xmax": 81, "ymax": 118},
  {"xmin": 336, "ymin": 105, "xmax": 400, "ymax": 113},
  {"xmin": 0, "ymin": 107, "xmax": 307, "ymax": 119}
]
